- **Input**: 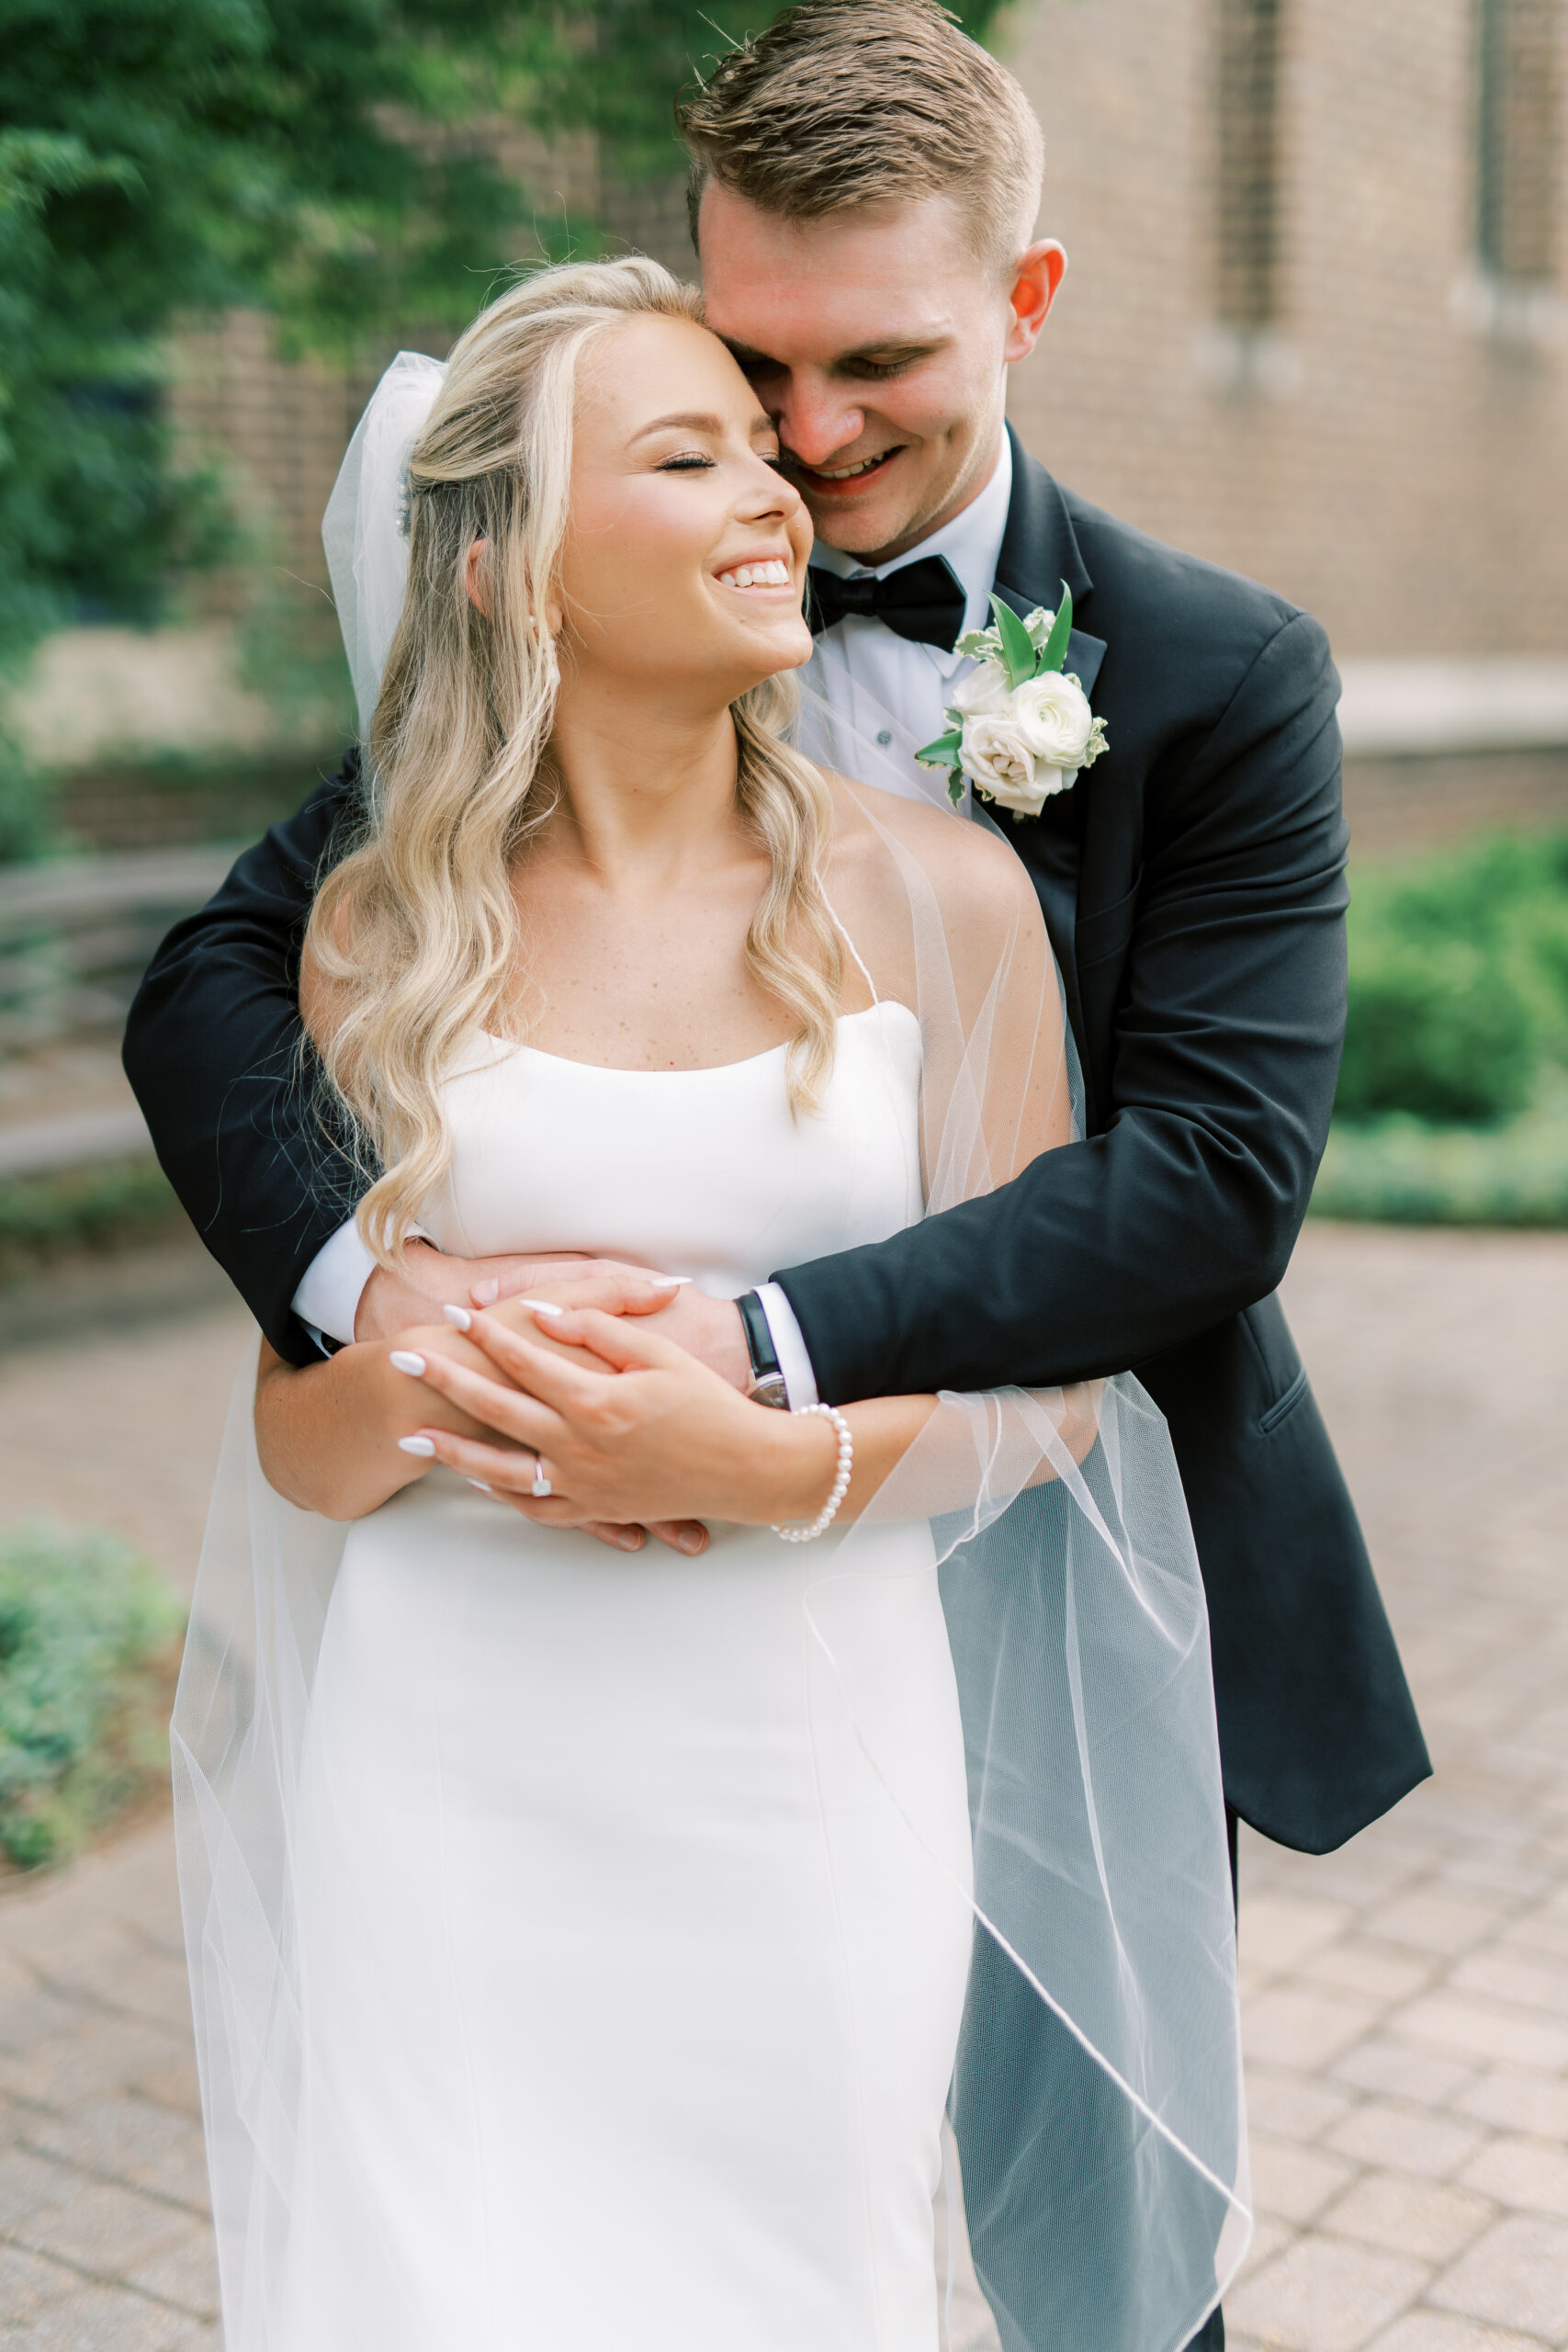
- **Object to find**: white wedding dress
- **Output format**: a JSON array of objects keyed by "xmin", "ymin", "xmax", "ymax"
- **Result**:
[{"xmin": 276, "ymin": 1001, "xmax": 979, "ymax": 2351}]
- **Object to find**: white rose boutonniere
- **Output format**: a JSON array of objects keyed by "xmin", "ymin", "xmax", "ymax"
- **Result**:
[{"xmin": 918, "ymin": 584, "xmax": 1108, "ymax": 818}]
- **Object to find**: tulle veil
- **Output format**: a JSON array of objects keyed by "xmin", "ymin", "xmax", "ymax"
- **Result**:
[{"xmin": 172, "ymin": 348, "xmax": 1250, "ymax": 2352}]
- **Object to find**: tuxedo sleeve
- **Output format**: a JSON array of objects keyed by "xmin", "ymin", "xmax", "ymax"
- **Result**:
[
  {"xmin": 773, "ymin": 613, "xmax": 1348, "ymax": 1400},
  {"xmin": 122, "ymin": 755, "xmax": 365, "ymax": 1367}
]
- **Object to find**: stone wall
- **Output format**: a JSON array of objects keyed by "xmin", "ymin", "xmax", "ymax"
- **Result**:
[{"xmin": 1342, "ymin": 749, "xmax": 1568, "ymax": 857}]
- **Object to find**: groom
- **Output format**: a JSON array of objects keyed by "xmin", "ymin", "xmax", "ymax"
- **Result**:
[{"xmin": 127, "ymin": 0, "xmax": 1426, "ymax": 2330}]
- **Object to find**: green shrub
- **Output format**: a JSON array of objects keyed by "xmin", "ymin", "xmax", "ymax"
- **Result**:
[
  {"xmin": 1312, "ymin": 1083, "xmax": 1568, "ymax": 1227},
  {"xmin": 0, "ymin": 1157, "xmax": 181, "ymax": 1283},
  {"xmin": 1339, "ymin": 833, "xmax": 1568, "ymax": 1125},
  {"xmin": 1339, "ymin": 930, "xmax": 1537, "ymax": 1124},
  {"xmin": 0, "ymin": 1520, "xmax": 184, "ymax": 1871},
  {"xmin": 0, "ymin": 719, "xmax": 56, "ymax": 865}
]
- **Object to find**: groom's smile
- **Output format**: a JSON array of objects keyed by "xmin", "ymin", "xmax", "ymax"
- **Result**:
[{"xmin": 783, "ymin": 444, "xmax": 905, "ymax": 498}]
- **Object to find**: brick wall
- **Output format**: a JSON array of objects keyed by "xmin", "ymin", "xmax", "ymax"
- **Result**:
[
  {"xmin": 1001, "ymin": 0, "xmax": 1568, "ymax": 656},
  {"xmin": 169, "ymin": 312, "xmax": 364, "ymax": 603},
  {"xmin": 167, "ymin": 127, "xmax": 604, "ymax": 601}
]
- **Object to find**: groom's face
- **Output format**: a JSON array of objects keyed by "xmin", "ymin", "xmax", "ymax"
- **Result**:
[{"xmin": 699, "ymin": 185, "xmax": 1057, "ymax": 567}]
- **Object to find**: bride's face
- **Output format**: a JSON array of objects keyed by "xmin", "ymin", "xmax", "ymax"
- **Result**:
[{"xmin": 557, "ymin": 314, "xmax": 814, "ymax": 702}]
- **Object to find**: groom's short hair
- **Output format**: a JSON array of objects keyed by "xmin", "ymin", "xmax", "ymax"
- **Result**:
[{"xmin": 677, "ymin": 0, "xmax": 1045, "ymax": 280}]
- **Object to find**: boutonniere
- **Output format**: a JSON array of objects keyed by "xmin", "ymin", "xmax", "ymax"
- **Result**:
[{"xmin": 917, "ymin": 583, "xmax": 1108, "ymax": 817}]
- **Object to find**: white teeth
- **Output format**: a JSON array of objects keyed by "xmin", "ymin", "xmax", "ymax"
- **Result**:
[
  {"xmin": 816, "ymin": 455, "xmax": 886, "ymax": 481},
  {"xmin": 717, "ymin": 559, "xmax": 792, "ymax": 589}
]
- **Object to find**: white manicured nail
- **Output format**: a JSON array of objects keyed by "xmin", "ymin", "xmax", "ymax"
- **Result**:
[
  {"xmin": 650, "ymin": 1276, "xmax": 692, "ymax": 1289},
  {"xmin": 467, "ymin": 1478, "xmax": 492, "ymax": 1493},
  {"xmin": 398, "ymin": 1434, "xmax": 435, "ymax": 1456},
  {"xmin": 389, "ymin": 1351, "xmax": 426, "ymax": 1374},
  {"xmin": 443, "ymin": 1304, "xmax": 473, "ymax": 1330},
  {"xmin": 523, "ymin": 1299, "xmax": 564, "ymax": 1319}
]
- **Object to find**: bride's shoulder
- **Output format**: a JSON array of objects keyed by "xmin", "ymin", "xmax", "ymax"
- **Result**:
[{"xmin": 827, "ymin": 774, "xmax": 1040, "ymax": 928}]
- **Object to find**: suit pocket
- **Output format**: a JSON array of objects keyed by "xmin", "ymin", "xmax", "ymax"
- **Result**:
[
  {"xmin": 1075, "ymin": 869, "xmax": 1142, "ymax": 969},
  {"xmin": 1242, "ymin": 1295, "xmax": 1310, "ymax": 1434},
  {"xmin": 1258, "ymin": 1366, "xmax": 1310, "ymax": 1434}
]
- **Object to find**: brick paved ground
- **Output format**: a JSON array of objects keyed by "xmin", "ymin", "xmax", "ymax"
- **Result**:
[
  {"xmin": 1230, "ymin": 1227, "xmax": 1568, "ymax": 2352},
  {"xmin": 0, "ymin": 1223, "xmax": 1563, "ymax": 2350}
]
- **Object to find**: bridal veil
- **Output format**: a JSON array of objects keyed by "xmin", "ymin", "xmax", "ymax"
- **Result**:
[{"xmin": 174, "ymin": 345, "xmax": 1250, "ymax": 2352}]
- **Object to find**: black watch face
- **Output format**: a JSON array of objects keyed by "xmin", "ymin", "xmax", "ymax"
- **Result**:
[{"xmin": 750, "ymin": 1373, "xmax": 790, "ymax": 1409}]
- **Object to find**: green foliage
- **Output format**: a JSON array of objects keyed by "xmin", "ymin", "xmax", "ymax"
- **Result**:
[
  {"xmin": 525, "ymin": 2, "xmax": 1016, "ymax": 181},
  {"xmin": 1312, "ymin": 1085, "xmax": 1568, "ymax": 1227},
  {"xmin": 1338, "ymin": 833, "xmax": 1568, "ymax": 1126},
  {"xmin": 1338, "ymin": 931, "xmax": 1537, "ymax": 1125},
  {"xmin": 0, "ymin": 120, "xmax": 231, "ymax": 668},
  {"xmin": 0, "ymin": 1519, "xmax": 183, "ymax": 1870},
  {"xmin": 0, "ymin": 1157, "xmax": 182, "ymax": 1282},
  {"xmin": 992, "ymin": 591, "xmax": 1039, "ymax": 689},
  {"xmin": 0, "ymin": 723, "xmax": 55, "ymax": 862},
  {"xmin": 0, "ymin": 1, "xmax": 547, "ymax": 679},
  {"xmin": 0, "ymin": 0, "xmax": 1014, "ymax": 729}
]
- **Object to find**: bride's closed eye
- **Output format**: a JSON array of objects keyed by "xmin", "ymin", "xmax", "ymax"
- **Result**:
[{"xmin": 657, "ymin": 453, "xmax": 716, "ymax": 473}]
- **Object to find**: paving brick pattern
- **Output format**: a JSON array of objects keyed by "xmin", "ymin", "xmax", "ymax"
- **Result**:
[
  {"xmin": 0, "ymin": 1223, "xmax": 1563, "ymax": 2348},
  {"xmin": 1230, "ymin": 1227, "xmax": 1568, "ymax": 2352}
]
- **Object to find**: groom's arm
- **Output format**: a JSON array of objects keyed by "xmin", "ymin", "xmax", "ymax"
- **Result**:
[
  {"xmin": 773, "ymin": 611, "xmax": 1348, "ymax": 1400},
  {"xmin": 122, "ymin": 754, "xmax": 366, "ymax": 1366}
]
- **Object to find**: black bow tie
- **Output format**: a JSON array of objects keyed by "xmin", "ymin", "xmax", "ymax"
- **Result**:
[{"xmin": 807, "ymin": 555, "xmax": 966, "ymax": 651}]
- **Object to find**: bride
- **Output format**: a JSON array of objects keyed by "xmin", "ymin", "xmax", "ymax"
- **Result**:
[{"xmin": 174, "ymin": 257, "xmax": 1247, "ymax": 2352}]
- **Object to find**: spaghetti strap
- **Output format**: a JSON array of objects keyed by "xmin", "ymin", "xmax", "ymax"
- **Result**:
[{"xmin": 817, "ymin": 874, "xmax": 880, "ymax": 1008}]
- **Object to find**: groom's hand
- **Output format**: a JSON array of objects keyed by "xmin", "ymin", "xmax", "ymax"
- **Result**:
[
  {"xmin": 355, "ymin": 1242, "xmax": 608, "ymax": 1344},
  {"xmin": 473, "ymin": 1259, "xmax": 751, "ymax": 1392},
  {"xmin": 357, "ymin": 1242, "xmax": 714, "ymax": 1353}
]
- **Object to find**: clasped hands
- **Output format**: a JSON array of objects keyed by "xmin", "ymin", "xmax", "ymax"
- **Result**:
[{"xmin": 359, "ymin": 1244, "xmax": 839, "ymax": 1555}]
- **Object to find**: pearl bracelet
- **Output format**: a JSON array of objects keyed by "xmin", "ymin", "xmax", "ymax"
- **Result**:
[{"xmin": 773, "ymin": 1404, "xmax": 854, "ymax": 1544}]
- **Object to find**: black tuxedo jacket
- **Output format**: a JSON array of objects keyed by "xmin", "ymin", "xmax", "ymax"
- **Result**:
[{"xmin": 123, "ymin": 429, "xmax": 1427, "ymax": 1855}]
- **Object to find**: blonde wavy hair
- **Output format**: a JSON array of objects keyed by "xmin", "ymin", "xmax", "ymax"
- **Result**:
[{"xmin": 305, "ymin": 256, "xmax": 841, "ymax": 1264}]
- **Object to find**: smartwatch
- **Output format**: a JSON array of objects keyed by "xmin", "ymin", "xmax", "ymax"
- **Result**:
[{"xmin": 737, "ymin": 1290, "xmax": 790, "ymax": 1409}]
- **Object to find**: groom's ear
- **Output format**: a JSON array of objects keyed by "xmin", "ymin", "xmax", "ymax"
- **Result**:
[{"xmin": 1005, "ymin": 241, "xmax": 1067, "ymax": 363}]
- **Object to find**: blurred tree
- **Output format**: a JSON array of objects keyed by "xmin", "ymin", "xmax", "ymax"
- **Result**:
[{"xmin": 0, "ymin": 0, "xmax": 1011, "ymax": 686}]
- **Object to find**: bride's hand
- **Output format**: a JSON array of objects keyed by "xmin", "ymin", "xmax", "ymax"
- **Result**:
[
  {"xmin": 256, "ymin": 1316, "xmax": 710, "ymax": 1554},
  {"xmin": 391, "ymin": 1304, "xmax": 840, "ymax": 1532}
]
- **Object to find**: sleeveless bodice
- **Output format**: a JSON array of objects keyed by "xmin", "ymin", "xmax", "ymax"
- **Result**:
[{"xmin": 419, "ymin": 999, "xmax": 924, "ymax": 1292}]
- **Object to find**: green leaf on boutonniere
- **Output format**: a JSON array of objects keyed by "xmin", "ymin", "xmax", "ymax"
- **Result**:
[
  {"xmin": 947, "ymin": 770, "xmax": 964, "ymax": 808},
  {"xmin": 916, "ymin": 729, "xmax": 964, "ymax": 768},
  {"xmin": 1039, "ymin": 582, "xmax": 1074, "ymax": 675},
  {"xmin": 989, "ymin": 593, "xmax": 1037, "ymax": 691}
]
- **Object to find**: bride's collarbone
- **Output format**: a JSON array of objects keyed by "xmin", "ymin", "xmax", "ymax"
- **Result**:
[{"xmin": 502, "ymin": 842, "xmax": 886, "ymax": 1073}]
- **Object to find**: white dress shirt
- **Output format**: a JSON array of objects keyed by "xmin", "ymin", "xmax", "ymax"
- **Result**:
[
  {"xmin": 801, "ymin": 430, "xmax": 1012, "ymax": 809},
  {"xmin": 291, "ymin": 437, "xmax": 1016, "ymax": 1377}
]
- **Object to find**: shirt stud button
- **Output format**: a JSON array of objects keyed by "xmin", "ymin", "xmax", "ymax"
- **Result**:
[{"xmin": 876, "ymin": 729, "xmax": 893, "ymax": 747}]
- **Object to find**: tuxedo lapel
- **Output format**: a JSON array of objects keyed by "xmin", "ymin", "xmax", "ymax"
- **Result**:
[
  {"xmin": 993, "ymin": 427, "xmax": 1107, "ymax": 697},
  {"xmin": 988, "ymin": 430, "xmax": 1104, "ymax": 1085}
]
